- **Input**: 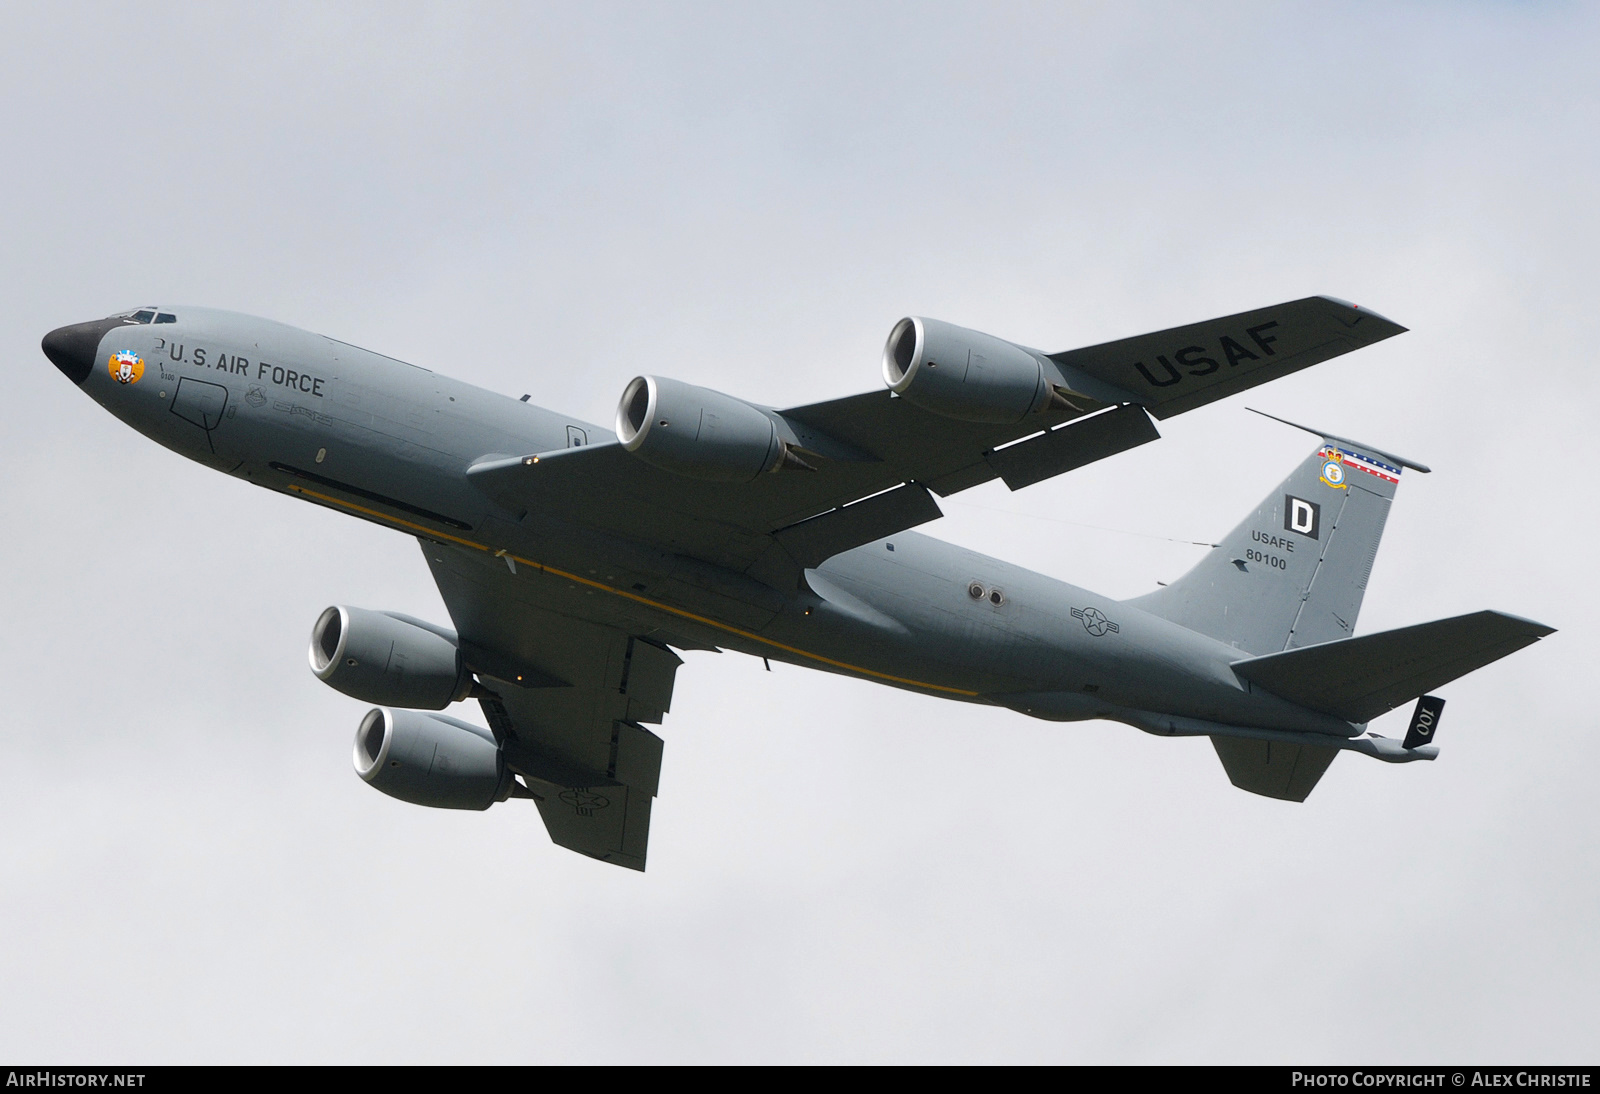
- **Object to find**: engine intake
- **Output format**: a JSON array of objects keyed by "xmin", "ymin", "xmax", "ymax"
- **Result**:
[
  {"xmin": 309, "ymin": 605, "xmax": 472, "ymax": 710},
  {"xmin": 354, "ymin": 707, "xmax": 512, "ymax": 810},
  {"xmin": 882, "ymin": 316, "xmax": 1052, "ymax": 423},
  {"xmin": 615, "ymin": 375, "xmax": 784, "ymax": 482}
]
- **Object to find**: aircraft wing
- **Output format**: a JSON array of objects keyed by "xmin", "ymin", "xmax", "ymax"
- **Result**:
[
  {"xmin": 467, "ymin": 296, "xmax": 1402, "ymax": 573},
  {"xmin": 1049, "ymin": 295, "xmax": 1406, "ymax": 420},
  {"xmin": 422, "ymin": 539, "xmax": 680, "ymax": 871},
  {"xmin": 467, "ymin": 393, "xmax": 1141, "ymax": 573}
]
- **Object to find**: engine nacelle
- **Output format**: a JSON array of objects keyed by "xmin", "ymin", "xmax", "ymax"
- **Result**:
[
  {"xmin": 309, "ymin": 605, "xmax": 472, "ymax": 710},
  {"xmin": 882, "ymin": 316, "xmax": 1051, "ymax": 423},
  {"xmin": 615, "ymin": 375, "xmax": 783, "ymax": 482},
  {"xmin": 353, "ymin": 707, "xmax": 512, "ymax": 810}
]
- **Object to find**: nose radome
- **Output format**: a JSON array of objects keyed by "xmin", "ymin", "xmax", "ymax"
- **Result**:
[{"xmin": 42, "ymin": 317, "xmax": 128, "ymax": 385}]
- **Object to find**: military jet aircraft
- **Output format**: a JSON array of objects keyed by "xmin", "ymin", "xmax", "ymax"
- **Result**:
[{"xmin": 41, "ymin": 298, "xmax": 1553, "ymax": 870}]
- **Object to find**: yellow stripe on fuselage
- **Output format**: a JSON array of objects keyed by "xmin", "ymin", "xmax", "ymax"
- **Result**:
[{"xmin": 285, "ymin": 483, "xmax": 980, "ymax": 697}]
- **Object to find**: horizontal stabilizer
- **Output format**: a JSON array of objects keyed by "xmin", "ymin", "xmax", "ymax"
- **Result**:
[
  {"xmin": 1211, "ymin": 736, "xmax": 1339, "ymax": 802},
  {"xmin": 1232, "ymin": 611, "xmax": 1555, "ymax": 723}
]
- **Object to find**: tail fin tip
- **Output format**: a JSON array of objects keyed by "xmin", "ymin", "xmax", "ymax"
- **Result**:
[{"xmin": 1245, "ymin": 408, "xmax": 1430, "ymax": 473}]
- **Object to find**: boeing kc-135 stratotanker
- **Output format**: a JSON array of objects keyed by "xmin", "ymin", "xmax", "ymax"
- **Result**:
[{"xmin": 42, "ymin": 298, "xmax": 1553, "ymax": 870}]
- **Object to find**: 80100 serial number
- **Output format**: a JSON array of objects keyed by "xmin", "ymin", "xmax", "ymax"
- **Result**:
[{"xmin": 1246, "ymin": 548, "xmax": 1288, "ymax": 570}]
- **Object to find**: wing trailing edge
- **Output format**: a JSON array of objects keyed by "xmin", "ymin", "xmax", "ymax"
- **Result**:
[{"xmin": 773, "ymin": 482, "xmax": 943, "ymax": 567}]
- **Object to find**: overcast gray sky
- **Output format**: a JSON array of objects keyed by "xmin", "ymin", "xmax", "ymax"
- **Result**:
[{"xmin": 1, "ymin": 1, "xmax": 1595, "ymax": 1063}]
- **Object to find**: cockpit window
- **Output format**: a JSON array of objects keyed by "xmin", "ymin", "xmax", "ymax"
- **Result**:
[
  {"xmin": 154, "ymin": 313, "xmax": 176, "ymax": 324},
  {"xmin": 133, "ymin": 310, "xmax": 156, "ymax": 323}
]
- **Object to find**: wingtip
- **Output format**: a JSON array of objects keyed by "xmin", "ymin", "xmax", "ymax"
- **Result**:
[
  {"xmin": 1316, "ymin": 295, "xmax": 1407, "ymax": 334},
  {"xmin": 1484, "ymin": 610, "xmax": 1557, "ymax": 638}
]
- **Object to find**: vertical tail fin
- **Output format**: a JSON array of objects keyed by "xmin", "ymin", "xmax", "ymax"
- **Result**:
[{"xmin": 1128, "ymin": 417, "xmax": 1429, "ymax": 656}]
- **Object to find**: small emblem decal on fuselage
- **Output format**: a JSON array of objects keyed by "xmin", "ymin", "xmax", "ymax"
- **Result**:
[
  {"xmin": 108, "ymin": 351, "xmax": 144, "ymax": 384},
  {"xmin": 1072, "ymin": 606, "xmax": 1120, "ymax": 637}
]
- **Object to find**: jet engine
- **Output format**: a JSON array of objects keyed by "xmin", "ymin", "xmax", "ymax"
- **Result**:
[
  {"xmin": 309, "ymin": 605, "xmax": 473, "ymax": 710},
  {"xmin": 353, "ymin": 707, "xmax": 513, "ymax": 810},
  {"xmin": 881, "ymin": 316, "xmax": 1054, "ymax": 423},
  {"xmin": 615, "ymin": 375, "xmax": 785, "ymax": 482}
]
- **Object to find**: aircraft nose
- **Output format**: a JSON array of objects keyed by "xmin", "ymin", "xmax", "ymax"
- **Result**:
[{"xmin": 42, "ymin": 318, "xmax": 121, "ymax": 385}]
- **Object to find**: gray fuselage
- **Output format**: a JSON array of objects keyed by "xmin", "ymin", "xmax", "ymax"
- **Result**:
[{"xmin": 55, "ymin": 306, "xmax": 1357, "ymax": 739}]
